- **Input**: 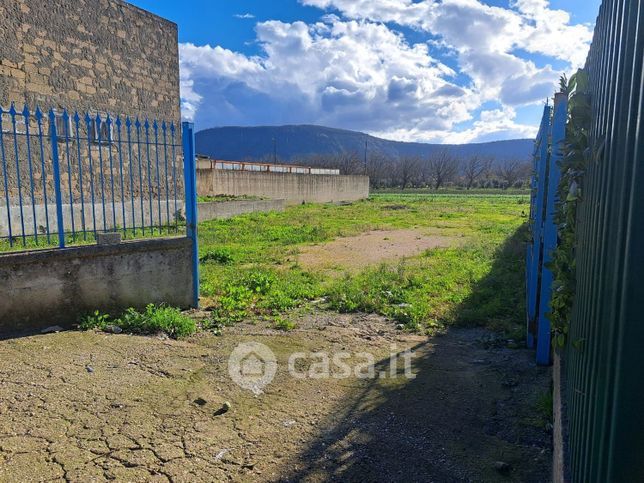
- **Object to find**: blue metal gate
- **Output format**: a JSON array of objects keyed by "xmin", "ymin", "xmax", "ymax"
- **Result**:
[{"xmin": 526, "ymin": 93, "xmax": 568, "ymax": 366}]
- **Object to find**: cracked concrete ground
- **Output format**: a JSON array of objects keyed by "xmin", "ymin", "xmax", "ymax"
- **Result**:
[{"xmin": 0, "ymin": 312, "xmax": 551, "ymax": 482}]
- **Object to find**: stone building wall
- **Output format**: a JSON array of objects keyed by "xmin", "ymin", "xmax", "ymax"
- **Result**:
[
  {"xmin": 0, "ymin": 0, "xmax": 183, "ymax": 230},
  {"xmin": 0, "ymin": 0, "xmax": 180, "ymax": 122}
]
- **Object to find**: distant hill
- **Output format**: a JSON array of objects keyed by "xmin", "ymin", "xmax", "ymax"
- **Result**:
[{"xmin": 195, "ymin": 125, "xmax": 533, "ymax": 165}]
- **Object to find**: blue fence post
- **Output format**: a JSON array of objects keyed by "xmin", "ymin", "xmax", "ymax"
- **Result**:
[
  {"xmin": 182, "ymin": 122, "xmax": 199, "ymax": 308},
  {"xmin": 536, "ymin": 92, "xmax": 567, "ymax": 366},
  {"xmin": 527, "ymin": 104, "xmax": 552, "ymax": 348},
  {"xmin": 49, "ymin": 109, "xmax": 66, "ymax": 248}
]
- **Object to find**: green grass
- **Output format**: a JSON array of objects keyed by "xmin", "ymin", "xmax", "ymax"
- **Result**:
[
  {"xmin": 372, "ymin": 188, "xmax": 531, "ymax": 196},
  {"xmin": 79, "ymin": 304, "xmax": 197, "ymax": 339},
  {"xmin": 198, "ymin": 194, "xmax": 529, "ymax": 335}
]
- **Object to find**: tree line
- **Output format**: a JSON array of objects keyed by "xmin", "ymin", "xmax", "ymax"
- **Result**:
[{"xmin": 285, "ymin": 152, "xmax": 532, "ymax": 190}]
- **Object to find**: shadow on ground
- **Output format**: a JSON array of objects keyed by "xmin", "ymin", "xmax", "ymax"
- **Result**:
[{"xmin": 279, "ymin": 225, "xmax": 551, "ymax": 483}]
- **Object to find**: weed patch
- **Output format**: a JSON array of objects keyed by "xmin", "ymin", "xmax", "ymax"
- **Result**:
[
  {"xmin": 79, "ymin": 305, "xmax": 197, "ymax": 339},
  {"xmin": 200, "ymin": 247, "xmax": 235, "ymax": 265}
]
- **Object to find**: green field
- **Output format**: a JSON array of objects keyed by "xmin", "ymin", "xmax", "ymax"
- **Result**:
[{"xmin": 198, "ymin": 194, "xmax": 529, "ymax": 336}]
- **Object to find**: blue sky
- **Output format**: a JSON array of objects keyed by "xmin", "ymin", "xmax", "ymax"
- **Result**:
[{"xmin": 130, "ymin": 0, "xmax": 600, "ymax": 144}]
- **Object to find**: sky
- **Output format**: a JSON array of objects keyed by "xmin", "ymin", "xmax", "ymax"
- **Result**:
[{"xmin": 129, "ymin": 0, "xmax": 601, "ymax": 144}]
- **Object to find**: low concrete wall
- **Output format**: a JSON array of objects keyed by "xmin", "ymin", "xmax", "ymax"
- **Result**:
[
  {"xmin": 197, "ymin": 169, "xmax": 370, "ymax": 205},
  {"xmin": 0, "ymin": 237, "xmax": 194, "ymax": 335},
  {"xmin": 198, "ymin": 199, "xmax": 286, "ymax": 222},
  {"xmin": 0, "ymin": 199, "xmax": 183, "ymax": 237}
]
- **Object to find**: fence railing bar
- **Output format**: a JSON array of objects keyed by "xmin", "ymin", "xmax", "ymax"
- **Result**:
[
  {"xmin": 126, "ymin": 117, "xmax": 137, "ymax": 236},
  {"xmin": 62, "ymin": 110, "xmax": 76, "ymax": 241},
  {"xmin": 84, "ymin": 114, "xmax": 98, "ymax": 237},
  {"xmin": 96, "ymin": 114, "xmax": 107, "ymax": 232},
  {"xmin": 74, "ymin": 112, "xmax": 87, "ymax": 240},
  {"xmin": 135, "ymin": 118, "xmax": 145, "ymax": 236},
  {"xmin": 0, "ymin": 108, "xmax": 13, "ymax": 247},
  {"xmin": 171, "ymin": 123, "xmax": 178, "ymax": 233},
  {"xmin": 10, "ymin": 105, "xmax": 27, "ymax": 246},
  {"xmin": 115, "ymin": 116, "xmax": 127, "ymax": 237},
  {"xmin": 35, "ymin": 108, "xmax": 51, "ymax": 244},
  {"xmin": 144, "ymin": 119, "xmax": 154, "ymax": 234},
  {"xmin": 153, "ymin": 120, "xmax": 162, "ymax": 232},
  {"xmin": 106, "ymin": 115, "xmax": 117, "ymax": 230},
  {"xmin": 22, "ymin": 106, "xmax": 39, "ymax": 244},
  {"xmin": 162, "ymin": 122, "xmax": 170, "ymax": 235},
  {"xmin": 48, "ymin": 109, "xmax": 65, "ymax": 248}
]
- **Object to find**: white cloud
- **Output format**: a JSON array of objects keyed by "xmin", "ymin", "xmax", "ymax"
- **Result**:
[
  {"xmin": 180, "ymin": 18, "xmax": 480, "ymax": 139},
  {"xmin": 234, "ymin": 13, "xmax": 256, "ymax": 19},
  {"xmin": 180, "ymin": 0, "xmax": 593, "ymax": 143},
  {"xmin": 442, "ymin": 106, "xmax": 538, "ymax": 144},
  {"xmin": 300, "ymin": 0, "xmax": 592, "ymax": 67}
]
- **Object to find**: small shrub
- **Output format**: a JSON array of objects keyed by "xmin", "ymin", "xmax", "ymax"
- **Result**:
[
  {"xmin": 273, "ymin": 317, "xmax": 297, "ymax": 331},
  {"xmin": 79, "ymin": 310, "xmax": 110, "ymax": 331},
  {"xmin": 79, "ymin": 305, "xmax": 196, "ymax": 339},
  {"xmin": 209, "ymin": 284, "xmax": 253, "ymax": 325},
  {"xmin": 260, "ymin": 290, "xmax": 299, "ymax": 313},
  {"xmin": 536, "ymin": 390, "xmax": 554, "ymax": 423},
  {"xmin": 201, "ymin": 318, "xmax": 225, "ymax": 335},
  {"xmin": 243, "ymin": 270, "xmax": 275, "ymax": 294},
  {"xmin": 200, "ymin": 248, "xmax": 235, "ymax": 265}
]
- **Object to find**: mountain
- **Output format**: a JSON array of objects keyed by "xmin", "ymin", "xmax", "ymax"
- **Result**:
[{"xmin": 195, "ymin": 125, "xmax": 534, "ymax": 164}]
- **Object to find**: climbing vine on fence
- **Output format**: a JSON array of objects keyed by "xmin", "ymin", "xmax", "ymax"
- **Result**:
[{"xmin": 547, "ymin": 71, "xmax": 591, "ymax": 348}]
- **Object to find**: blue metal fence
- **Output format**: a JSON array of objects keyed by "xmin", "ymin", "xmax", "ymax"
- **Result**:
[
  {"xmin": 0, "ymin": 104, "xmax": 186, "ymax": 250},
  {"xmin": 526, "ymin": 93, "xmax": 568, "ymax": 366}
]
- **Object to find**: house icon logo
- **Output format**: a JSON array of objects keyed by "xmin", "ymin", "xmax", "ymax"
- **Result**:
[{"xmin": 228, "ymin": 342, "xmax": 277, "ymax": 395}]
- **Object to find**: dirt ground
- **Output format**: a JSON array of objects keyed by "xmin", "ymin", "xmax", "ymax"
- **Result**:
[
  {"xmin": 0, "ymin": 311, "xmax": 551, "ymax": 482},
  {"xmin": 297, "ymin": 229, "xmax": 457, "ymax": 274}
]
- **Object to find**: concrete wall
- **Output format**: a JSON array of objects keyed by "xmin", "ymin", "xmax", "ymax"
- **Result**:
[
  {"xmin": 0, "ymin": 198, "xmax": 183, "ymax": 237},
  {"xmin": 0, "ymin": 237, "xmax": 194, "ymax": 335},
  {"xmin": 198, "ymin": 199, "xmax": 285, "ymax": 223},
  {"xmin": 0, "ymin": 0, "xmax": 180, "ymax": 122},
  {"xmin": 197, "ymin": 170, "xmax": 370, "ymax": 205}
]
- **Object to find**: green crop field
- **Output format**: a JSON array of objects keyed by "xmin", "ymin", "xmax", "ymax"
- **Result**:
[{"xmin": 198, "ymin": 194, "xmax": 530, "ymax": 337}]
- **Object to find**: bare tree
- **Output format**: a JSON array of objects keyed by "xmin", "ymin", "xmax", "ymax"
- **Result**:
[
  {"xmin": 366, "ymin": 152, "xmax": 393, "ymax": 188},
  {"xmin": 396, "ymin": 156, "xmax": 421, "ymax": 190},
  {"xmin": 427, "ymin": 151, "xmax": 460, "ymax": 190},
  {"xmin": 496, "ymin": 160, "xmax": 530, "ymax": 189},
  {"xmin": 462, "ymin": 156, "xmax": 492, "ymax": 189}
]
